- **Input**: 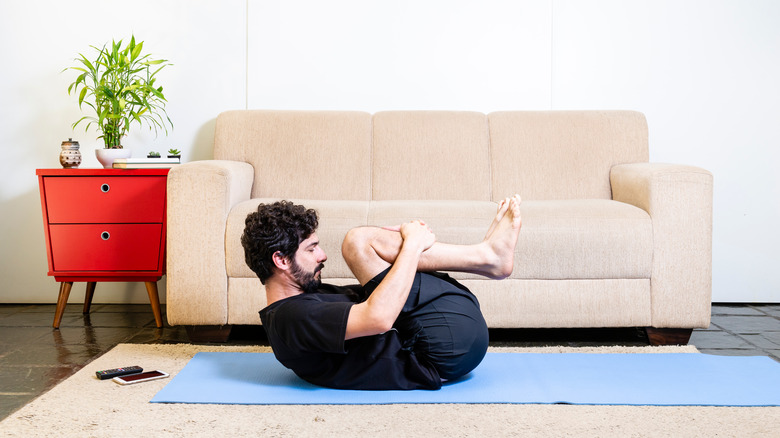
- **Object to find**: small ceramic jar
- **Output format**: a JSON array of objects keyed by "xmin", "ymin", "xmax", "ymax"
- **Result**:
[{"xmin": 59, "ymin": 138, "xmax": 81, "ymax": 168}]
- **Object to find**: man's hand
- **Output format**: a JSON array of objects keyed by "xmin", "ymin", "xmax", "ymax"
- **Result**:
[{"xmin": 399, "ymin": 220, "xmax": 436, "ymax": 254}]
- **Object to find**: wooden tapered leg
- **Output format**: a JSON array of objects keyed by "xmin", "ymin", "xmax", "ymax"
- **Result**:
[
  {"xmin": 186, "ymin": 325, "xmax": 233, "ymax": 343},
  {"xmin": 645, "ymin": 327, "xmax": 693, "ymax": 346},
  {"xmin": 53, "ymin": 282, "xmax": 73, "ymax": 329},
  {"xmin": 144, "ymin": 281, "xmax": 164, "ymax": 328},
  {"xmin": 83, "ymin": 282, "xmax": 97, "ymax": 314}
]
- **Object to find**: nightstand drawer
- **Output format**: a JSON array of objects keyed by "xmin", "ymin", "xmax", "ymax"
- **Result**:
[
  {"xmin": 49, "ymin": 224, "xmax": 163, "ymax": 271},
  {"xmin": 42, "ymin": 176, "xmax": 166, "ymax": 223}
]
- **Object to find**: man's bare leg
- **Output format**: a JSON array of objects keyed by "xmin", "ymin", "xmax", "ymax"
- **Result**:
[{"xmin": 342, "ymin": 195, "xmax": 522, "ymax": 285}]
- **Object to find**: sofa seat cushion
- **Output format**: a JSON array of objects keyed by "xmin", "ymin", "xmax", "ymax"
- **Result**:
[
  {"xmin": 227, "ymin": 198, "xmax": 652, "ymax": 284},
  {"xmin": 366, "ymin": 199, "xmax": 652, "ymax": 281},
  {"xmin": 512, "ymin": 199, "xmax": 653, "ymax": 280}
]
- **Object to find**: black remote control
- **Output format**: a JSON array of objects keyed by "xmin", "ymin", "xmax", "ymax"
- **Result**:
[{"xmin": 96, "ymin": 366, "xmax": 143, "ymax": 380}]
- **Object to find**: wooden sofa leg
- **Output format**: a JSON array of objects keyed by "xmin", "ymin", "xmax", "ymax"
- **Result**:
[
  {"xmin": 645, "ymin": 328, "xmax": 693, "ymax": 346},
  {"xmin": 186, "ymin": 325, "xmax": 232, "ymax": 343}
]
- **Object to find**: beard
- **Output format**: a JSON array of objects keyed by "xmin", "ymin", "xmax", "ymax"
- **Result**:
[{"xmin": 290, "ymin": 258, "xmax": 324, "ymax": 294}]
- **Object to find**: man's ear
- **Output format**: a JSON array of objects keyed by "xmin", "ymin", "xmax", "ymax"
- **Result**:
[{"xmin": 272, "ymin": 251, "xmax": 291, "ymax": 271}]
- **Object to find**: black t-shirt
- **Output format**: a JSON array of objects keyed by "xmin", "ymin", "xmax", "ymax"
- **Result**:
[{"xmin": 259, "ymin": 283, "xmax": 441, "ymax": 390}]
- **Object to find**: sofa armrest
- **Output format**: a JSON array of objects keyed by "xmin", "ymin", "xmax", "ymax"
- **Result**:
[
  {"xmin": 610, "ymin": 163, "xmax": 713, "ymax": 328},
  {"xmin": 166, "ymin": 160, "xmax": 254, "ymax": 326}
]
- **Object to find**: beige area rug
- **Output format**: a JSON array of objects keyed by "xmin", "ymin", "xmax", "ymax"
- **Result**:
[{"xmin": 1, "ymin": 344, "xmax": 778, "ymax": 438}]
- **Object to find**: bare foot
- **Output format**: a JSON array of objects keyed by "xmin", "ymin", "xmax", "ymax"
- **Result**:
[{"xmin": 481, "ymin": 194, "xmax": 522, "ymax": 279}]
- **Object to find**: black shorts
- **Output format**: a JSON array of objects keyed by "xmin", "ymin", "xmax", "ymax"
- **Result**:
[{"xmin": 364, "ymin": 269, "xmax": 489, "ymax": 381}]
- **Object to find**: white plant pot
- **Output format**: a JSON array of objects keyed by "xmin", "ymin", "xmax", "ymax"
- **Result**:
[{"xmin": 95, "ymin": 148, "xmax": 132, "ymax": 169}]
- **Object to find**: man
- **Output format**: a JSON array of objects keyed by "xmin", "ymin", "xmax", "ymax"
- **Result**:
[{"xmin": 241, "ymin": 195, "xmax": 522, "ymax": 390}]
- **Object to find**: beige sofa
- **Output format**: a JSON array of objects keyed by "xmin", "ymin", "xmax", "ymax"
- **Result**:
[{"xmin": 166, "ymin": 110, "xmax": 713, "ymax": 345}]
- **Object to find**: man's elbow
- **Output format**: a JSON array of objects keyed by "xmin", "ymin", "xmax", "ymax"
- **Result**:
[
  {"xmin": 362, "ymin": 307, "xmax": 396, "ymax": 336},
  {"xmin": 371, "ymin": 315, "xmax": 395, "ymax": 335},
  {"xmin": 346, "ymin": 303, "xmax": 395, "ymax": 340}
]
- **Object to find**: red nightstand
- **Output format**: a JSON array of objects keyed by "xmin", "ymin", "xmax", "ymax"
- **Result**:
[{"xmin": 36, "ymin": 168, "xmax": 169, "ymax": 328}]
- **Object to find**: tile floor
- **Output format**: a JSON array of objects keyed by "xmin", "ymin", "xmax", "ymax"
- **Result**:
[{"xmin": 1, "ymin": 303, "xmax": 779, "ymax": 421}]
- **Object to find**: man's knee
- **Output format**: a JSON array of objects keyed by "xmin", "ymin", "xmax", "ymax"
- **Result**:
[
  {"xmin": 342, "ymin": 226, "xmax": 394, "ymax": 271},
  {"xmin": 341, "ymin": 227, "xmax": 373, "ymax": 263},
  {"xmin": 342, "ymin": 227, "xmax": 395, "ymax": 285}
]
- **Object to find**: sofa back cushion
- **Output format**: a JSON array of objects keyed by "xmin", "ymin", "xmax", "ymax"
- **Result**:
[
  {"xmin": 213, "ymin": 110, "xmax": 650, "ymax": 202},
  {"xmin": 372, "ymin": 111, "xmax": 491, "ymax": 201},
  {"xmin": 214, "ymin": 110, "xmax": 373, "ymax": 200},
  {"xmin": 488, "ymin": 111, "xmax": 649, "ymax": 200}
]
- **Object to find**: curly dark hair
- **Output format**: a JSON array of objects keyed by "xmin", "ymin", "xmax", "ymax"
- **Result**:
[{"xmin": 241, "ymin": 201, "xmax": 319, "ymax": 284}]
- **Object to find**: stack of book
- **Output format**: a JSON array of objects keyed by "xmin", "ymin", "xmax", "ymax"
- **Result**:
[{"xmin": 112, "ymin": 157, "xmax": 181, "ymax": 169}]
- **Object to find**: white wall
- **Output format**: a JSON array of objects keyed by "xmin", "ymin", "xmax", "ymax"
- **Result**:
[{"xmin": 0, "ymin": 0, "xmax": 777, "ymax": 304}]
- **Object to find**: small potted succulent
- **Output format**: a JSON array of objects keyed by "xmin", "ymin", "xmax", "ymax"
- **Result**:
[
  {"xmin": 167, "ymin": 148, "xmax": 181, "ymax": 159},
  {"xmin": 64, "ymin": 35, "xmax": 173, "ymax": 168},
  {"xmin": 147, "ymin": 151, "xmax": 161, "ymax": 158}
]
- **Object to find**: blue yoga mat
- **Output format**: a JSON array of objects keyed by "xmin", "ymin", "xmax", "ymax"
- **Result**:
[{"xmin": 151, "ymin": 352, "xmax": 780, "ymax": 406}]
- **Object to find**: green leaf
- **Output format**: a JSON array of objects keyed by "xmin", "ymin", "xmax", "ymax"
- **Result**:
[
  {"xmin": 131, "ymin": 41, "xmax": 143, "ymax": 61},
  {"xmin": 149, "ymin": 87, "xmax": 164, "ymax": 99},
  {"xmin": 79, "ymin": 54, "xmax": 96, "ymax": 74},
  {"xmin": 127, "ymin": 90, "xmax": 143, "ymax": 105},
  {"xmin": 121, "ymin": 84, "xmax": 140, "ymax": 93},
  {"xmin": 71, "ymin": 116, "xmax": 88, "ymax": 129},
  {"xmin": 78, "ymin": 87, "xmax": 88, "ymax": 106},
  {"xmin": 150, "ymin": 65, "xmax": 167, "ymax": 78}
]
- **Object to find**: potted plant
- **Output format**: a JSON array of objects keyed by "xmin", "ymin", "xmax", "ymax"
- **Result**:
[
  {"xmin": 147, "ymin": 151, "xmax": 161, "ymax": 158},
  {"xmin": 64, "ymin": 36, "xmax": 173, "ymax": 168},
  {"xmin": 167, "ymin": 148, "xmax": 181, "ymax": 159}
]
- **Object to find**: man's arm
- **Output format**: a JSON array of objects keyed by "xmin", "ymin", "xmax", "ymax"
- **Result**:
[{"xmin": 344, "ymin": 221, "xmax": 434, "ymax": 340}]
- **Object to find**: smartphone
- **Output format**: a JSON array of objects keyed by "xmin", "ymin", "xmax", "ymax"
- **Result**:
[{"xmin": 112, "ymin": 370, "xmax": 169, "ymax": 385}]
